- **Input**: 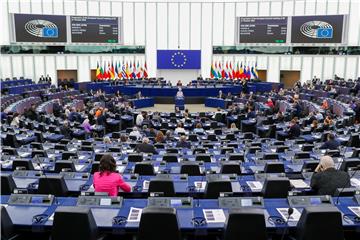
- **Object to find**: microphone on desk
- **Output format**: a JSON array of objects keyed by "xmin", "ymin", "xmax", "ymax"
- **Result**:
[
  {"xmin": 335, "ymin": 164, "xmax": 359, "ymax": 205},
  {"xmin": 280, "ymin": 207, "xmax": 294, "ymax": 240},
  {"xmin": 34, "ymin": 155, "xmax": 59, "ymax": 205}
]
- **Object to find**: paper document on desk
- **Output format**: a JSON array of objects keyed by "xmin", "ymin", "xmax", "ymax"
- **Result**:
[
  {"xmin": 277, "ymin": 208, "xmax": 301, "ymax": 222},
  {"xmin": 203, "ymin": 209, "xmax": 226, "ymax": 223},
  {"xmin": 350, "ymin": 178, "xmax": 360, "ymax": 188},
  {"xmin": 194, "ymin": 181, "xmax": 207, "ymax": 191},
  {"xmin": 348, "ymin": 207, "xmax": 360, "ymax": 217},
  {"xmin": 246, "ymin": 181, "xmax": 263, "ymax": 191},
  {"xmin": 154, "ymin": 166, "xmax": 159, "ymax": 173},
  {"xmin": 290, "ymin": 179, "xmax": 310, "ymax": 188},
  {"xmin": 75, "ymin": 165, "xmax": 84, "ymax": 171},
  {"xmin": 34, "ymin": 163, "xmax": 48, "ymax": 170},
  {"xmin": 19, "ymin": 153, "xmax": 30, "ymax": 158},
  {"xmin": 142, "ymin": 180, "xmax": 150, "ymax": 190},
  {"xmin": 48, "ymin": 213, "xmax": 55, "ymax": 221},
  {"xmin": 127, "ymin": 207, "xmax": 142, "ymax": 222},
  {"xmin": 116, "ymin": 166, "xmax": 125, "ymax": 173}
]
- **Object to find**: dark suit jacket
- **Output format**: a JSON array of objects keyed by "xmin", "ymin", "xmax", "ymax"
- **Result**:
[
  {"xmin": 134, "ymin": 143, "xmax": 158, "ymax": 154},
  {"xmin": 288, "ymin": 124, "xmax": 301, "ymax": 138},
  {"xmin": 310, "ymin": 168, "xmax": 350, "ymax": 196},
  {"xmin": 320, "ymin": 139, "xmax": 340, "ymax": 150},
  {"xmin": 60, "ymin": 126, "xmax": 72, "ymax": 139}
]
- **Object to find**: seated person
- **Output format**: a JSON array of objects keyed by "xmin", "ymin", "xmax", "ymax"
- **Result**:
[
  {"xmin": 230, "ymin": 123, "xmax": 238, "ymax": 131},
  {"xmin": 25, "ymin": 104, "xmax": 37, "ymax": 121},
  {"xmin": 10, "ymin": 112, "xmax": 20, "ymax": 128},
  {"xmin": 287, "ymin": 118, "xmax": 301, "ymax": 139},
  {"xmin": 321, "ymin": 99, "xmax": 329, "ymax": 110},
  {"xmin": 155, "ymin": 131, "xmax": 166, "ymax": 143},
  {"xmin": 93, "ymin": 154, "xmax": 131, "ymax": 196},
  {"xmin": 320, "ymin": 133, "xmax": 340, "ymax": 150},
  {"xmin": 265, "ymin": 98, "xmax": 274, "ymax": 108},
  {"xmin": 60, "ymin": 120, "xmax": 72, "ymax": 139},
  {"xmin": 134, "ymin": 137, "xmax": 158, "ymax": 154},
  {"xmin": 193, "ymin": 123, "xmax": 204, "ymax": 134},
  {"xmin": 226, "ymin": 92, "xmax": 233, "ymax": 100},
  {"xmin": 310, "ymin": 155, "xmax": 350, "ymax": 196},
  {"xmin": 174, "ymin": 122, "xmax": 186, "ymax": 135},
  {"xmin": 246, "ymin": 106, "xmax": 256, "ymax": 119},
  {"xmin": 129, "ymin": 126, "xmax": 142, "ymax": 140},
  {"xmin": 176, "ymin": 135, "xmax": 191, "ymax": 149},
  {"xmin": 218, "ymin": 90, "xmax": 224, "ymax": 99},
  {"xmin": 103, "ymin": 136, "xmax": 112, "ymax": 144}
]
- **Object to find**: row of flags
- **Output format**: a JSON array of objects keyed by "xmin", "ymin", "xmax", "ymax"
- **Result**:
[
  {"xmin": 95, "ymin": 61, "xmax": 148, "ymax": 80},
  {"xmin": 210, "ymin": 61, "xmax": 259, "ymax": 80}
]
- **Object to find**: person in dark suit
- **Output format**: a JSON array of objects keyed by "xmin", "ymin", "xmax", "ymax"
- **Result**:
[
  {"xmin": 39, "ymin": 75, "xmax": 45, "ymax": 83},
  {"xmin": 320, "ymin": 133, "xmax": 340, "ymax": 150},
  {"xmin": 176, "ymin": 135, "xmax": 191, "ymax": 149},
  {"xmin": 246, "ymin": 106, "xmax": 256, "ymax": 119},
  {"xmin": 52, "ymin": 99, "xmax": 62, "ymax": 117},
  {"xmin": 25, "ymin": 104, "xmax": 37, "ymax": 121},
  {"xmin": 287, "ymin": 118, "xmax": 301, "ymax": 139},
  {"xmin": 45, "ymin": 74, "xmax": 52, "ymax": 84},
  {"xmin": 60, "ymin": 120, "xmax": 72, "ymax": 139},
  {"xmin": 134, "ymin": 137, "xmax": 158, "ymax": 154},
  {"xmin": 310, "ymin": 156, "xmax": 350, "ymax": 196}
]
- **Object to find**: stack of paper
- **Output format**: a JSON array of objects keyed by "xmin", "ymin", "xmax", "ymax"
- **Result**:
[
  {"xmin": 203, "ymin": 209, "xmax": 226, "ymax": 223},
  {"xmin": 246, "ymin": 181, "xmax": 263, "ymax": 191},
  {"xmin": 277, "ymin": 208, "xmax": 301, "ymax": 222},
  {"xmin": 127, "ymin": 207, "xmax": 142, "ymax": 222},
  {"xmin": 194, "ymin": 181, "xmax": 207, "ymax": 191},
  {"xmin": 348, "ymin": 207, "xmax": 360, "ymax": 217},
  {"xmin": 290, "ymin": 179, "xmax": 310, "ymax": 188},
  {"xmin": 350, "ymin": 178, "xmax": 360, "ymax": 188},
  {"xmin": 142, "ymin": 180, "xmax": 150, "ymax": 190}
]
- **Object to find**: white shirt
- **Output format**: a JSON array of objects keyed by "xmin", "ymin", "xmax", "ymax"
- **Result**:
[
  {"xmin": 136, "ymin": 114, "xmax": 144, "ymax": 126},
  {"xmin": 174, "ymin": 127, "xmax": 186, "ymax": 135},
  {"xmin": 176, "ymin": 91, "xmax": 184, "ymax": 98},
  {"xmin": 129, "ymin": 130, "xmax": 142, "ymax": 140}
]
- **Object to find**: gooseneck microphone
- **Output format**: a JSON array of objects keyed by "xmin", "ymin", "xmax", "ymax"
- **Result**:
[
  {"xmin": 335, "ymin": 164, "xmax": 359, "ymax": 205},
  {"xmin": 280, "ymin": 207, "xmax": 294, "ymax": 240}
]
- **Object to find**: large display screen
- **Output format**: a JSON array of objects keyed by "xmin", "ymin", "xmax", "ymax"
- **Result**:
[
  {"xmin": 238, "ymin": 17, "xmax": 288, "ymax": 43},
  {"xmin": 14, "ymin": 14, "xmax": 67, "ymax": 42},
  {"xmin": 291, "ymin": 15, "xmax": 344, "ymax": 43},
  {"xmin": 70, "ymin": 16, "xmax": 119, "ymax": 43}
]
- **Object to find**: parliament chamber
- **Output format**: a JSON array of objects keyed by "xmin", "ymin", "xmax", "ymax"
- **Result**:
[{"xmin": 1, "ymin": 0, "xmax": 360, "ymax": 240}]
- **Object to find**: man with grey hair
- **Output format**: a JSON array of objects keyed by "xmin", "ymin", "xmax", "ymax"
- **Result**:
[
  {"xmin": 134, "ymin": 137, "xmax": 157, "ymax": 154},
  {"xmin": 310, "ymin": 155, "xmax": 350, "ymax": 196}
]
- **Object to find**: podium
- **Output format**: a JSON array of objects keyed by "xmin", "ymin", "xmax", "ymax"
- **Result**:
[{"xmin": 175, "ymin": 97, "xmax": 185, "ymax": 110}]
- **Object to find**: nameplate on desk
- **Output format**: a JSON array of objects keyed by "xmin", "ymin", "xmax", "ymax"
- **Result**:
[
  {"xmin": 77, "ymin": 196, "xmax": 123, "ymax": 208},
  {"xmin": 287, "ymin": 195, "xmax": 333, "ymax": 207},
  {"xmin": 8, "ymin": 194, "xmax": 54, "ymax": 206},
  {"xmin": 203, "ymin": 209, "xmax": 226, "ymax": 223},
  {"xmin": 143, "ymin": 180, "xmax": 150, "ymax": 190},
  {"xmin": 218, "ymin": 197, "xmax": 264, "ymax": 208},
  {"xmin": 277, "ymin": 208, "xmax": 301, "ymax": 222},
  {"xmin": 116, "ymin": 166, "xmax": 126, "ymax": 173},
  {"xmin": 147, "ymin": 197, "xmax": 193, "ymax": 208},
  {"xmin": 127, "ymin": 207, "xmax": 142, "ymax": 222}
]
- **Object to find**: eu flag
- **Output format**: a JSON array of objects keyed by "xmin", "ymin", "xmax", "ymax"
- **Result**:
[{"xmin": 157, "ymin": 50, "xmax": 201, "ymax": 69}]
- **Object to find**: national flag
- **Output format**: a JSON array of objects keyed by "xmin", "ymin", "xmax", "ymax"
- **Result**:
[
  {"xmin": 219, "ymin": 62, "xmax": 223, "ymax": 78},
  {"xmin": 131, "ymin": 61, "xmax": 137, "ymax": 79},
  {"xmin": 114, "ymin": 61, "xmax": 118, "ymax": 79},
  {"xmin": 121, "ymin": 62, "xmax": 127, "ymax": 79},
  {"xmin": 95, "ymin": 61, "xmax": 101, "ymax": 79},
  {"xmin": 231, "ymin": 62, "xmax": 235, "ymax": 79},
  {"xmin": 210, "ymin": 62, "xmax": 217, "ymax": 78},
  {"xmin": 100, "ymin": 62, "xmax": 104, "ymax": 80},
  {"xmin": 136, "ymin": 61, "xmax": 141, "ymax": 79},
  {"xmin": 239, "ymin": 62, "xmax": 244, "ymax": 79},
  {"xmin": 251, "ymin": 62, "xmax": 259, "ymax": 79},
  {"xmin": 245, "ymin": 66, "xmax": 251, "ymax": 79},
  {"xmin": 126, "ymin": 62, "xmax": 131, "ymax": 78},
  {"xmin": 143, "ymin": 61, "xmax": 148, "ymax": 78},
  {"xmin": 109, "ymin": 62, "xmax": 115, "ymax": 80}
]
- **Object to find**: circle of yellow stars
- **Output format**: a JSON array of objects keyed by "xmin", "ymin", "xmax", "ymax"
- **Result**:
[{"xmin": 171, "ymin": 51, "xmax": 187, "ymax": 68}]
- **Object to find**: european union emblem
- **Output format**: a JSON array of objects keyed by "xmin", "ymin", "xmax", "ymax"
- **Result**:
[
  {"xmin": 317, "ymin": 28, "xmax": 333, "ymax": 38},
  {"xmin": 157, "ymin": 50, "xmax": 201, "ymax": 69},
  {"xmin": 42, "ymin": 27, "xmax": 58, "ymax": 38}
]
